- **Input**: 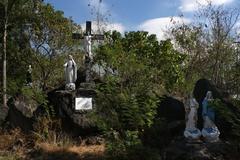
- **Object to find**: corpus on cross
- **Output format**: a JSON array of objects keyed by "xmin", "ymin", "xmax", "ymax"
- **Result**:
[{"xmin": 72, "ymin": 21, "xmax": 104, "ymax": 82}]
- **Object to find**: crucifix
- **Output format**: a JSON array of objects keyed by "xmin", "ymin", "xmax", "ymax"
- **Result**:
[{"xmin": 72, "ymin": 21, "xmax": 104, "ymax": 83}]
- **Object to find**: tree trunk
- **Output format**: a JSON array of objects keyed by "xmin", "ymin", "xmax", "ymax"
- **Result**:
[{"xmin": 3, "ymin": 0, "xmax": 8, "ymax": 108}]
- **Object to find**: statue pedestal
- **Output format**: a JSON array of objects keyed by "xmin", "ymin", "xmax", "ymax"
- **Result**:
[
  {"xmin": 184, "ymin": 128, "xmax": 201, "ymax": 141},
  {"xmin": 202, "ymin": 127, "xmax": 220, "ymax": 142},
  {"xmin": 49, "ymin": 89, "xmax": 98, "ymax": 136},
  {"xmin": 55, "ymin": 88, "xmax": 96, "ymax": 113},
  {"xmin": 48, "ymin": 76, "xmax": 98, "ymax": 135},
  {"xmin": 65, "ymin": 83, "xmax": 76, "ymax": 90},
  {"xmin": 53, "ymin": 90, "xmax": 96, "ymax": 128}
]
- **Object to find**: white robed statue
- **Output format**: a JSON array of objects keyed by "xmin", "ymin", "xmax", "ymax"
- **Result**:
[
  {"xmin": 201, "ymin": 91, "xmax": 220, "ymax": 142},
  {"xmin": 64, "ymin": 55, "xmax": 77, "ymax": 90},
  {"xmin": 184, "ymin": 95, "xmax": 201, "ymax": 140}
]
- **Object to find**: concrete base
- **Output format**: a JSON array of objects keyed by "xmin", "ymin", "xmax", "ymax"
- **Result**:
[{"xmin": 65, "ymin": 83, "xmax": 76, "ymax": 90}]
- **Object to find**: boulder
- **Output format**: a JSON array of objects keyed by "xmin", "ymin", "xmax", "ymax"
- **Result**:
[
  {"xmin": 0, "ymin": 105, "xmax": 8, "ymax": 126},
  {"xmin": 193, "ymin": 79, "xmax": 222, "ymax": 104},
  {"xmin": 7, "ymin": 96, "xmax": 36, "ymax": 132},
  {"xmin": 142, "ymin": 96, "xmax": 185, "ymax": 149},
  {"xmin": 6, "ymin": 91, "xmax": 49, "ymax": 132},
  {"xmin": 47, "ymin": 87, "xmax": 99, "ymax": 136},
  {"xmin": 157, "ymin": 96, "xmax": 185, "ymax": 122}
]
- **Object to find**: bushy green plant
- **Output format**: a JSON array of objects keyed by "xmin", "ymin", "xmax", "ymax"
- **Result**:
[
  {"xmin": 94, "ymin": 31, "xmax": 185, "ymax": 133},
  {"xmin": 232, "ymin": 99, "xmax": 240, "ymax": 109},
  {"xmin": 89, "ymin": 31, "xmax": 187, "ymax": 159},
  {"xmin": 21, "ymin": 86, "xmax": 46, "ymax": 105},
  {"xmin": 105, "ymin": 129, "xmax": 161, "ymax": 160},
  {"xmin": 210, "ymin": 99, "xmax": 240, "ymax": 139},
  {"xmin": 95, "ymin": 78, "xmax": 159, "ymax": 132}
]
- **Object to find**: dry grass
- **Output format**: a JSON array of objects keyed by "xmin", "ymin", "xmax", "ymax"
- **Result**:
[
  {"xmin": 0, "ymin": 128, "xmax": 106, "ymax": 160},
  {"xmin": 32, "ymin": 143, "xmax": 106, "ymax": 160},
  {"xmin": 0, "ymin": 128, "xmax": 33, "ymax": 159}
]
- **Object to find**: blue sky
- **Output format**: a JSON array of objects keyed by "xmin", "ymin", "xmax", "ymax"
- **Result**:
[{"xmin": 44, "ymin": 0, "xmax": 237, "ymax": 39}]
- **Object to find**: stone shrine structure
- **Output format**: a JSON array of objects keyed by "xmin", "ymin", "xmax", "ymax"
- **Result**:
[{"xmin": 44, "ymin": 21, "xmax": 105, "ymax": 133}]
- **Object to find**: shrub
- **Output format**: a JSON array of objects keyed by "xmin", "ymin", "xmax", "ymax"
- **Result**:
[{"xmin": 210, "ymin": 99, "xmax": 240, "ymax": 139}]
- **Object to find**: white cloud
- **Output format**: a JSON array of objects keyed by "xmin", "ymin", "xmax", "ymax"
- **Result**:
[
  {"xmin": 179, "ymin": 0, "xmax": 234, "ymax": 12},
  {"xmin": 81, "ymin": 21, "xmax": 125, "ymax": 34},
  {"xmin": 138, "ymin": 17, "xmax": 191, "ymax": 40},
  {"xmin": 104, "ymin": 23, "xmax": 125, "ymax": 33}
]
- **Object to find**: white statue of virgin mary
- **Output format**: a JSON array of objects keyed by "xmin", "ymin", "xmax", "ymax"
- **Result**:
[
  {"xmin": 64, "ymin": 55, "xmax": 77, "ymax": 90},
  {"xmin": 184, "ymin": 95, "xmax": 201, "ymax": 140},
  {"xmin": 201, "ymin": 91, "xmax": 220, "ymax": 142}
]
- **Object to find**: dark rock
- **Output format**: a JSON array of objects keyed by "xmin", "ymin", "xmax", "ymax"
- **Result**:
[
  {"xmin": 156, "ymin": 96, "xmax": 185, "ymax": 122},
  {"xmin": 142, "ymin": 96, "xmax": 185, "ymax": 149},
  {"xmin": 75, "ymin": 66, "xmax": 103, "ymax": 89},
  {"xmin": 0, "ymin": 105, "xmax": 8, "ymax": 125},
  {"xmin": 7, "ymin": 97, "xmax": 36, "ymax": 132},
  {"xmin": 12, "ymin": 95, "xmax": 38, "ymax": 118},
  {"xmin": 48, "ymin": 88, "xmax": 99, "ymax": 137},
  {"xmin": 75, "ymin": 68, "xmax": 86, "ymax": 88},
  {"xmin": 193, "ymin": 79, "xmax": 223, "ymax": 104}
]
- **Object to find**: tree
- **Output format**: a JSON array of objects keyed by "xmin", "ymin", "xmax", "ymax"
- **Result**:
[
  {"xmin": 171, "ymin": 3, "xmax": 240, "ymax": 94},
  {"xmin": 94, "ymin": 31, "xmax": 185, "ymax": 135},
  {"xmin": 2, "ymin": 0, "xmax": 8, "ymax": 108},
  {"xmin": 1, "ymin": 0, "xmax": 23, "ymax": 107},
  {"xmin": 0, "ymin": 0, "xmax": 40, "ymax": 104},
  {"xmin": 0, "ymin": 0, "xmax": 83, "ymax": 96},
  {"xmin": 28, "ymin": 3, "xmax": 82, "ymax": 91}
]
